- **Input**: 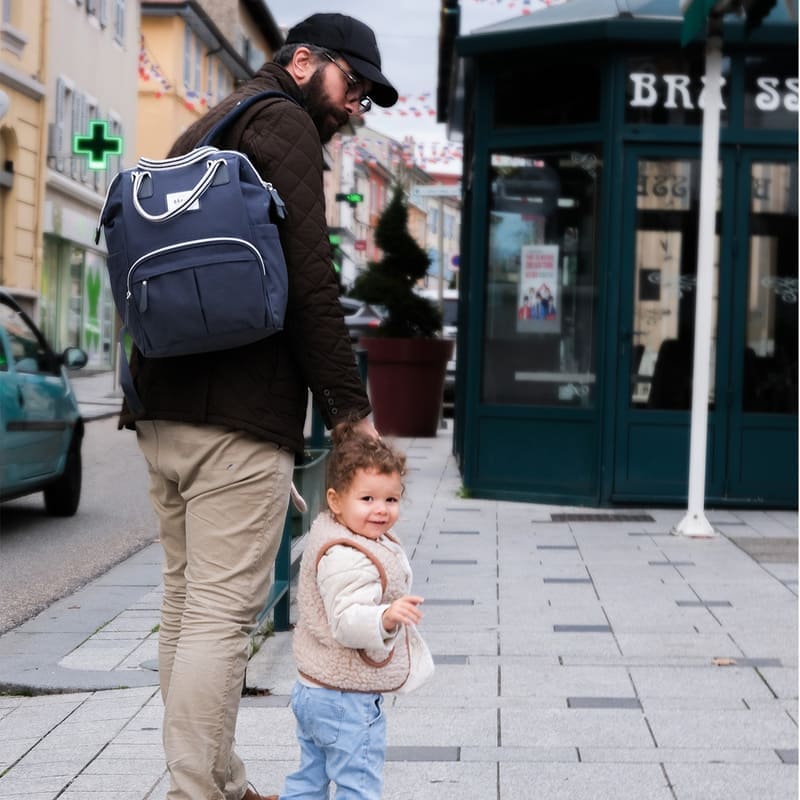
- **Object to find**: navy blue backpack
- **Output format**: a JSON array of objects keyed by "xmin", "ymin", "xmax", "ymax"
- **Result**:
[{"xmin": 96, "ymin": 91, "xmax": 295, "ymax": 413}]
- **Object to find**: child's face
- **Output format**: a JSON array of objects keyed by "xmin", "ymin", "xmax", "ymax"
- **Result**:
[{"xmin": 327, "ymin": 468, "xmax": 403, "ymax": 540}]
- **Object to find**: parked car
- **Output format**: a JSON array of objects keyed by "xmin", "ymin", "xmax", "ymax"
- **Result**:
[
  {"xmin": 416, "ymin": 288, "xmax": 459, "ymax": 415},
  {"xmin": 0, "ymin": 290, "xmax": 88, "ymax": 516},
  {"xmin": 340, "ymin": 295, "xmax": 386, "ymax": 343}
]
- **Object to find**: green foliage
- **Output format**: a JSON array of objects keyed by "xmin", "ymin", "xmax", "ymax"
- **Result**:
[{"xmin": 350, "ymin": 188, "xmax": 442, "ymax": 338}]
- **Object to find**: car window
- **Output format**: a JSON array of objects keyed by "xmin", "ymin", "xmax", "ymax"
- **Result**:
[
  {"xmin": 0, "ymin": 302, "xmax": 54, "ymax": 374},
  {"xmin": 442, "ymin": 299, "xmax": 458, "ymax": 327}
]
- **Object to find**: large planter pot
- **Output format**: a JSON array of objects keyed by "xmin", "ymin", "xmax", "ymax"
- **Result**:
[{"xmin": 359, "ymin": 337, "xmax": 454, "ymax": 437}]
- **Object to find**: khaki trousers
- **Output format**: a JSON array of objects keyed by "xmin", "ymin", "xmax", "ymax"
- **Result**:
[{"xmin": 136, "ymin": 420, "xmax": 294, "ymax": 800}]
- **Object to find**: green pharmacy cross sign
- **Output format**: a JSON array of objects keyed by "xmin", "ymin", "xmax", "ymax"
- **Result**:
[{"xmin": 73, "ymin": 120, "xmax": 122, "ymax": 170}]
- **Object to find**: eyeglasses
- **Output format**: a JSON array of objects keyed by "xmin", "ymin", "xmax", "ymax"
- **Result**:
[{"xmin": 323, "ymin": 52, "xmax": 372, "ymax": 113}]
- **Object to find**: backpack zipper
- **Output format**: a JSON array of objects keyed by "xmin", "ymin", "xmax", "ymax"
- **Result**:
[{"xmin": 126, "ymin": 237, "xmax": 266, "ymax": 299}]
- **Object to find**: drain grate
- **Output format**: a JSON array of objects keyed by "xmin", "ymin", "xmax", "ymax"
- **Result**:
[{"xmin": 551, "ymin": 512, "xmax": 655, "ymax": 523}]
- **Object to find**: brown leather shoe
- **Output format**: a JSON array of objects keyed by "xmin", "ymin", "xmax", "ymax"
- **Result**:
[{"xmin": 242, "ymin": 787, "xmax": 278, "ymax": 800}]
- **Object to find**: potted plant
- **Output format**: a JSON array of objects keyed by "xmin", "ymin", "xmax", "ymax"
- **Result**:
[{"xmin": 349, "ymin": 188, "xmax": 454, "ymax": 436}]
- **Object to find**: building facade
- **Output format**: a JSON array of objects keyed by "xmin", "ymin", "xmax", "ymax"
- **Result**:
[
  {"xmin": 0, "ymin": 0, "xmax": 49, "ymax": 316},
  {"xmin": 441, "ymin": 0, "xmax": 797, "ymax": 508},
  {"xmin": 41, "ymin": 0, "xmax": 141, "ymax": 367}
]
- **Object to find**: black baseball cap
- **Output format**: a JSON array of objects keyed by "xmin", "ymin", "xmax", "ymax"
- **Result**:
[{"xmin": 285, "ymin": 13, "xmax": 398, "ymax": 108}]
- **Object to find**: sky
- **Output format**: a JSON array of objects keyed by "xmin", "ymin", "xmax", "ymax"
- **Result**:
[{"xmin": 266, "ymin": 0, "xmax": 568, "ymax": 172}]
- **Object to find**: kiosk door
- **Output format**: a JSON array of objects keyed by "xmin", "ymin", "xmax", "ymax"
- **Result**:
[{"xmin": 612, "ymin": 150, "xmax": 797, "ymax": 506}]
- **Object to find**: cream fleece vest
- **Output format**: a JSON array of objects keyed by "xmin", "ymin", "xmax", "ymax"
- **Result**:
[{"xmin": 293, "ymin": 511, "xmax": 412, "ymax": 693}]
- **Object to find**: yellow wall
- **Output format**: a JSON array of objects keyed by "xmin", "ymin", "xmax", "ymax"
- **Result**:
[{"xmin": 0, "ymin": 0, "xmax": 47, "ymax": 300}]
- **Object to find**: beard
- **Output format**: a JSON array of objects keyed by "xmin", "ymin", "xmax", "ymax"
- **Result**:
[{"xmin": 302, "ymin": 68, "xmax": 350, "ymax": 144}]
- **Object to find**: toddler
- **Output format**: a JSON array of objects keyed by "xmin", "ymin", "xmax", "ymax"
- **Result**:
[{"xmin": 274, "ymin": 423, "xmax": 431, "ymax": 799}]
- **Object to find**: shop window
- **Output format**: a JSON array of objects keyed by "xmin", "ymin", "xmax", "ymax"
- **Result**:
[
  {"xmin": 628, "ymin": 158, "xmax": 719, "ymax": 410},
  {"xmin": 494, "ymin": 59, "xmax": 600, "ymax": 127},
  {"xmin": 743, "ymin": 54, "xmax": 798, "ymax": 131},
  {"xmin": 482, "ymin": 148, "xmax": 601, "ymax": 406},
  {"xmin": 625, "ymin": 52, "xmax": 729, "ymax": 127},
  {"xmin": 742, "ymin": 161, "xmax": 798, "ymax": 413}
]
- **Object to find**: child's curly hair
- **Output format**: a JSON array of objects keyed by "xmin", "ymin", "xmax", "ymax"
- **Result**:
[{"xmin": 327, "ymin": 422, "xmax": 407, "ymax": 494}]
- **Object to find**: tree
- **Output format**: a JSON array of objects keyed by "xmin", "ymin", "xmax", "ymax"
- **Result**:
[{"xmin": 350, "ymin": 188, "xmax": 442, "ymax": 338}]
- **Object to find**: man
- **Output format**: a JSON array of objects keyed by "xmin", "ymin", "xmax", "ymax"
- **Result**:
[{"xmin": 119, "ymin": 14, "xmax": 397, "ymax": 800}]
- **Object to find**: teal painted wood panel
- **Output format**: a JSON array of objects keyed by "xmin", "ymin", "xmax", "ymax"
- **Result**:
[
  {"xmin": 475, "ymin": 416, "xmax": 598, "ymax": 495},
  {"xmin": 735, "ymin": 425, "xmax": 798, "ymax": 503}
]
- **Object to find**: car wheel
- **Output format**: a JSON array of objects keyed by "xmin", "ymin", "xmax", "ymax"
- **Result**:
[{"xmin": 44, "ymin": 437, "xmax": 82, "ymax": 517}]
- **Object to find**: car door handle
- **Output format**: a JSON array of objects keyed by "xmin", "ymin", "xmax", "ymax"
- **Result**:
[{"xmin": 17, "ymin": 386, "xmax": 24, "ymax": 407}]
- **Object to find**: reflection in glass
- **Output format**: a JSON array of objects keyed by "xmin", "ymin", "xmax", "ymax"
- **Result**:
[
  {"xmin": 742, "ymin": 161, "xmax": 798, "ymax": 413},
  {"xmin": 482, "ymin": 149, "xmax": 600, "ymax": 406},
  {"xmin": 629, "ymin": 158, "xmax": 719, "ymax": 410}
]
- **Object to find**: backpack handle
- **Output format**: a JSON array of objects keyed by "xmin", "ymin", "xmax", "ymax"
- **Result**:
[{"xmin": 131, "ymin": 158, "xmax": 226, "ymax": 223}]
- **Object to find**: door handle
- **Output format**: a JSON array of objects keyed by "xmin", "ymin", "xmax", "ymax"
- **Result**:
[{"xmin": 17, "ymin": 386, "xmax": 24, "ymax": 407}]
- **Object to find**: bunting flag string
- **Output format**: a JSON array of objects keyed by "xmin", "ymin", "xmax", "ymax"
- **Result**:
[
  {"xmin": 138, "ymin": 37, "xmax": 209, "ymax": 111},
  {"xmin": 375, "ymin": 90, "xmax": 437, "ymax": 118},
  {"xmin": 467, "ymin": 0, "xmax": 568, "ymax": 12},
  {"xmin": 340, "ymin": 134, "xmax": 464, "ymax": 171},
  {"xmin": 138, "ymin": 35, "xmax": 173, "ymax": 99}
]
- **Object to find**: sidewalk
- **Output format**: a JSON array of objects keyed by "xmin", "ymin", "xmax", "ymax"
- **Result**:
[{"xmin": 0, "ymin": 385, "xmax": 797, "ymax": 798}]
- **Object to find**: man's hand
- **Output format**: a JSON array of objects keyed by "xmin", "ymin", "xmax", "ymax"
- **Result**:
[
  {"xmin": 382, "ymin": 595, "xmax": 424, "ymax": 632},
  {"xmin": 346, "ymin": 416, "xmax": 380, "ymax": 440}
]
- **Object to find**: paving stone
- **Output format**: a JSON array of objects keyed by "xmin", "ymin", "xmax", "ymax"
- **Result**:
[
  {"xmin": 647, "ymin": 708, "xmax": 798, "ymax": 749},
  {"xmin": 664, "ymin": 762, "xmax": 798, "ymax": 800},
  {"xmin": 501, "ymin": 762, "xmax": 673, "ymax": 800},
  {"xmin": 630, "ymin": 665, "xmax": 777, "ymax": 700},
  {"xmin": 502, "ymin": 707, "xmax": 653, "ymax": 748}
]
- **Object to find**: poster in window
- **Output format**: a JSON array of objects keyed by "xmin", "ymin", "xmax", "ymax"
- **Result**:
[{"xmin": 517, "ymin": 244, "xmax": 560, "ymax": 334}]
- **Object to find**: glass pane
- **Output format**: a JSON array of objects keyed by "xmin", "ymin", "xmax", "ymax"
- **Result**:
[
  {"xmin": 482, "ymin": 149, "xmax": 601, "ymax": 406},
  {"xmin": 742, "ymin": 161, "xmax": 798, "ymax": 413},
  {"xmin": 625, "ymin": 53, "xmax": 730, "ymax": 127},
  {"xmin": 743, "ymin": 55, "xmax": 798, "ymax": 131},
  {"xmin": 629, "ymin": 158, "xmax": 719, "ymax": 410},
  {"xmin": 495, "ymin": 60, "xmax": 601, "ymax": 127}
]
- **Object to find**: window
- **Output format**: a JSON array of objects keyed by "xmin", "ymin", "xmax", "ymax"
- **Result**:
[
  {"xmin": 0, "ymin": 302, "xmax": 53, "ymax": 375},
  {"xmin": 216, "ymin": 62, "xmax": 226, "ymax": 104},
  {"xmin": 98, "ymin": 0, "xmax": 108, "ymax": 27},
  {"xmin": 206, "ymin": 54, "xmax": 214, "ymax": 106},
  {"xmin": 53, "ymin": 77, "xmax": 73, "ymax": 173},
  {"xmin": 742, "ymin": 161, "xmax": 798, "ymax": 413},
  {"xmin": 625, "ymin": 53, "xmax": 730, "ymax": 127},
  {"xmin": 628, "ymin": 157, "xmax": 718, "ymax": 410},
  {"xmin": 483, "ymin": 149, "xmax": 602, "ymax": 407},
  {"xmin": 113, "ymin": 0, "xmax": 124, "ymax": 43},
  {"xmin": 183, "ymin": 26, "xmax": 192, "ymax": 87},
  {"xmin": 2, "ymin": 0, "xmax": 11, "ymax": 25},
  {"xmin": 194, "ymin": 36, "xmax": 202, "ymax": 92},
  {"xmin": 744, "ymin": 54, "xmax": 798, "ymax": 131},
  {"xmin": 495, "ymin": 57, "xmax": 601, "ymax": 127},
  {"xmin": 70, "ymin": 91, "xmax": 84, "ymax": 180}
]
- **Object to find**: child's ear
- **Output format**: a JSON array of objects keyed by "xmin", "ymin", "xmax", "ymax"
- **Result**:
[{"xmin": 327, "ymin": 487, "xmax": 341, "ymax": 515}]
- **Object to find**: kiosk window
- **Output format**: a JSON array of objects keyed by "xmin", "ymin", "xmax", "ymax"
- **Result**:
[
  {"xmin": 742, "ymin": 161, "xmax": 798, "ymax": 413},
  {"xmin": 482, "ymin": 149, "xmax": 601, "ymax": 407},
  {"xmin": 743, "ymin": 55, "xmax": 798, "ymax": 131},
  {"xmin": 494, "ymin": 61, "xmax": 600, "ymax": 127}
]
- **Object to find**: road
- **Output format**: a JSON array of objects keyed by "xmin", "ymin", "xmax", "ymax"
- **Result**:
[{"xmin": 0, "ymin": 417, "xmax": 158, "ymax": 633}]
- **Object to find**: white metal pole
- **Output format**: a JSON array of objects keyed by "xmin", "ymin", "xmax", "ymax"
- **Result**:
[{"xmin": 674, "ymin": 31, "xmax": 722, "ymax": 539}]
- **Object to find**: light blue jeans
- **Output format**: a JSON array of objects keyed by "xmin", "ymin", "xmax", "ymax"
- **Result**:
[{"xmin": 281, "ymin": 682, "xmax": 386, "ymax": 800}]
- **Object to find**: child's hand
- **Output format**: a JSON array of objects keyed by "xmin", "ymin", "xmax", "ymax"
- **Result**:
[{"xmin": 382, "ymin": 595, "xmax": 424, "ymax": 632}]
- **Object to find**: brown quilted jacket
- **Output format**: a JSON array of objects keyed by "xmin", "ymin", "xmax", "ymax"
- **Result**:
[{"xmin": 118, "ymin": 63, "xmax": 371, "ymax": 455}]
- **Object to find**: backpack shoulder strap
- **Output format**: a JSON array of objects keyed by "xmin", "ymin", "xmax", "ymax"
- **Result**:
[{"xmin": 198, "ymin": 90, "xmax": 298, "ymax": 148}]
